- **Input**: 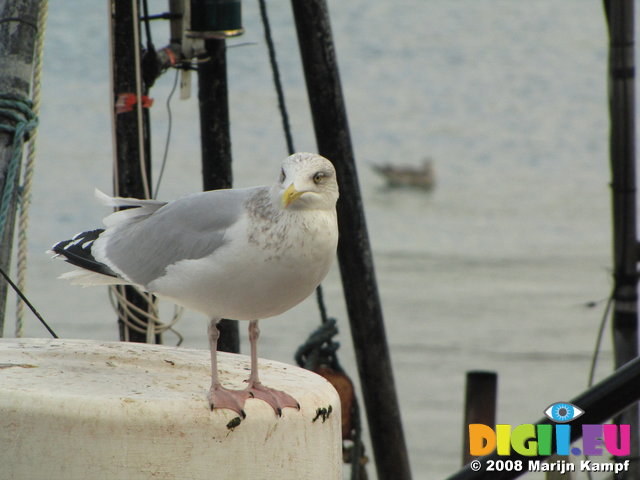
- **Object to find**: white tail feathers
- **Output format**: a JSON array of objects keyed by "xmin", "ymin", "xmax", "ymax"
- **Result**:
[
  {"xmin": 95, "ymin": 189, "xmax": 167, "ymax": 228},
  {"xmin": 94, "ymin": 189, "xmax": 165, "ymax": 208}
]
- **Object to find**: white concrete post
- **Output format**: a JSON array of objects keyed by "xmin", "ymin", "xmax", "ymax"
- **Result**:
[{"xmin": 0, "ymin": 338, "xmax": 342, "ymax": 479}]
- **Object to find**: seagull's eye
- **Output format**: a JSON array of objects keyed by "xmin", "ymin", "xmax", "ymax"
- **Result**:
[
  {"xmin": 313, "ymin": 172, "xmax": 325, "ymax": 184},
  {"xmin": 280, "ymin": 169, "xmax": 286, "ymax": 183}
]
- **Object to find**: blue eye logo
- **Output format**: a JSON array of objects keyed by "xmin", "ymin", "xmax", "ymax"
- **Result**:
[{"xmin": 544, "ymin": 402, "xmax": 585, "ymax": 423}]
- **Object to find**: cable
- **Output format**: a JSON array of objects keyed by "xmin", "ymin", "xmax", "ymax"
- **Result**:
[
  {"xmin": 587, "ymin": 288, "xmax": 615, "ymax": 387},
  {"xmin": 0, "ymin": 265, "xmax": 57, "ymax": 339},
  {"xmin": 131, "ymin": 0, "xmax": 151, "ymax": 200},
  {"xmin": 141, "ymin": 0, "xmax": 153, "ymax": 48},
  {"xmin": 153, "ymin": 67, "xmax": 179, "ymax": 199}
]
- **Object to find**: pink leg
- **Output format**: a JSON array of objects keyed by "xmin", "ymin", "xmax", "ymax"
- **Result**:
[
  {"xmin": 245, "ymin": 320, "xmax": 299, "ymax": 416},
  {"xmin": 207, "ymin": 319, "xmax": 250, "ymax": 416}
]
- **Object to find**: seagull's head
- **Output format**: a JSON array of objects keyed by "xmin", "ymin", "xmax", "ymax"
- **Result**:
[{"xmin": 276, "ymin": 153, "xmax": 339, "ymax": 211}]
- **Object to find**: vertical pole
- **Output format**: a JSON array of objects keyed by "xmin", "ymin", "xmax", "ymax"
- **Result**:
[
  {"xmin": 197, "ymin": 38, "xmax": 239, "ymax": 353},
  {"xmin": 604, "ymin": 1, "xmax": 638, "ymax": 478},
  {"xmin": 110, "ymin": 0, "xmax": 159, "ymax": 343},
  {"xmin": 0, "ymin": 0, "xmax": 41, "ymax": 334},
  {"xmin": 290, "ymin": 2, "xmax": 412, "ymax": 479},
  {"xmin": 462, "ymin": 371, "xmax": 497, "ymax": 466}
]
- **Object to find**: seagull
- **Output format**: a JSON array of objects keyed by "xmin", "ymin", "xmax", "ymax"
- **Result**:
[{"xmin": 50, "ymin": 152, "xmax": 340, "ymax": 417}]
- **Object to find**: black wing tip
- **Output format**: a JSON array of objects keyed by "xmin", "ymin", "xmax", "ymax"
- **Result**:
[{"xmin": 52, "ymin": 229, "xmax": 119, "ymax": 278}]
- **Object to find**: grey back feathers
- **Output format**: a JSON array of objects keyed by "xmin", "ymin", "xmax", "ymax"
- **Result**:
[{"xmin": 98, "ymin": 187, "xmax": 261, "ymax": 286}]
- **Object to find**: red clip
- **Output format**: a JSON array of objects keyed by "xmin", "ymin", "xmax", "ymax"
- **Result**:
[
  {"xmin": 115, "ymin": 93, "xmax": 154, "ymax": 114},
  {"xmin": 162, "ymin": 47, "xmax": 177, "ymax": 67}
]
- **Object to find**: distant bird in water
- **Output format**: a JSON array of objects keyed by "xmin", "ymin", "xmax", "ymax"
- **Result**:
[
  {"xmin": 50, "ymin": 153, "xmax": 340, "ymax": 418},
  {"xmin": 372, "ymin": 157, "xmax": 435, "ymax": 191}
]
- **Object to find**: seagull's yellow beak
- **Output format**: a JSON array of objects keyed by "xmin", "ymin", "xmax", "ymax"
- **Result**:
[{"xmin": 282, "ymin": 184, "xmax": 304, "ymax": 208}]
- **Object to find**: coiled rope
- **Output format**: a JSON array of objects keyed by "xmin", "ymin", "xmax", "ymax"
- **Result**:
[
  {"xmin": 109, "ymin": 286, "xmax": 183, "ymax": 345},
  {"xmin": 0, "ymin": 94, "xmax": 38, "ymax": 242}
]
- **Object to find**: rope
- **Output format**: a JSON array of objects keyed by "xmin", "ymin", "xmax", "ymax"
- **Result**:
[
  {"xmin": 294, "ymin": 318, "xmax": 367, "ymax": 479},
  {"xmin": 0, "ymin": 94, "xmax": 38, "ymax": 245},
  {"xmin": 109, "ymin": 285, "xmax": 183, "ymax": 345},
  {"xmin": 294, "ymin": 317, "xmax": 339, "ymax": 370},
  {"xmin": 105, "ymin": 2, "xmax": 184, "ymax": 344},
  {"xmin": 105, "ymin": 63, "xmax": 184, "ymax": 342},
  {"xmin": 131, "ymin": 0, "xmax": 151, "ymax": 200},
  {"xmin": 115, "ymin": 0, "xmax": 155, "ymax": 342},
  {"xmin": 15, "ymin": 0, "xmax": 49, "ymax": 337}
]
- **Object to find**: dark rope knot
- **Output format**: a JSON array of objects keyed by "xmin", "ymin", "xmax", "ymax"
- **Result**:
[
  {"xmin": 295, "ymin": 317, "xmax": 341, "ymax": 371},
  {"xmin": 0, "ymin": 93, "xmax": 38, "ymax": 143}
]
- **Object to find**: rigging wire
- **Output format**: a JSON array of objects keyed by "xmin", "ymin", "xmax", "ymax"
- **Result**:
[
  {"xmin": 258, "ymin": 0, "xmax": 330, "ymax": 325},
  {"xmin": 258, "ymin": 2, "xmax": 366, "ymax": 478},
  {"xmin": 258, "ymin": 0, "xmax": 295, "ymax": 155}
]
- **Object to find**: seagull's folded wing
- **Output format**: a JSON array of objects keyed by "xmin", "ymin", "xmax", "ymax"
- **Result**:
[{"xmin": 94, "ymin": 187, "xmax": 266, "ymax": 286}]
